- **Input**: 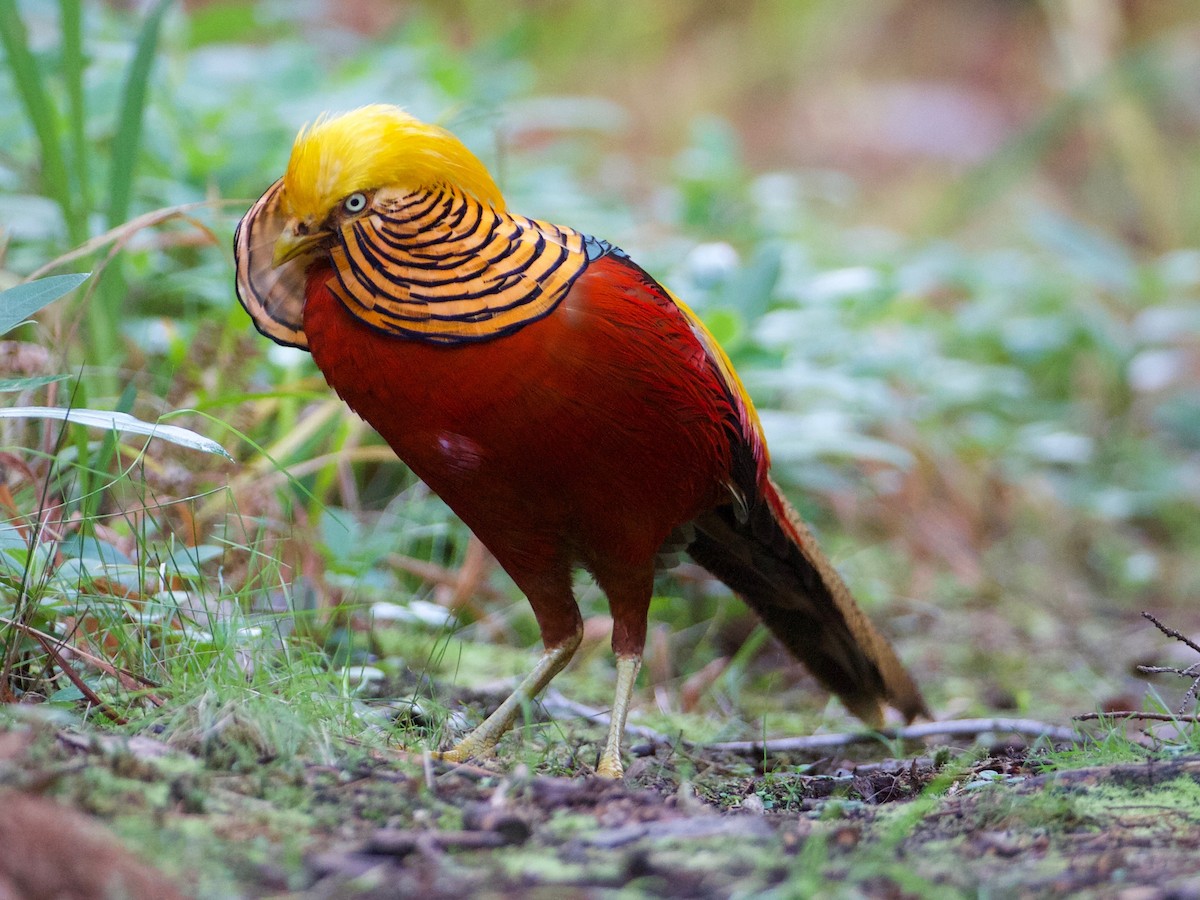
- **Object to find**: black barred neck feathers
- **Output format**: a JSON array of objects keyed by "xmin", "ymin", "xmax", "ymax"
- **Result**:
[
  {"xmin": 235, "ymin": 177, "xmax": 606, "ymax": 348},
  {"xmin": 324, "ymin": 182, "xmax": 597, "ymax": 344}
]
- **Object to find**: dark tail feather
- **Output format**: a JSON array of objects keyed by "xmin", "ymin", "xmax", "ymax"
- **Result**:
[{"xmin": 688, "ymin": 478, "xmax": 928, "ymax": 726}]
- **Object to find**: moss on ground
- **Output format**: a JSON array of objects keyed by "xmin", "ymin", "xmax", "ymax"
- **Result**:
[{"xmin": 4, "ymin": 707, "xmax": 1200, "ymax": 897}]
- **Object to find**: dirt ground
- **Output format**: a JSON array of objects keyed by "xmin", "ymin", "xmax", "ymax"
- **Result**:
[{"xmin": 1, "ymin": 712, "xmax": 1199, "ymax": 899}]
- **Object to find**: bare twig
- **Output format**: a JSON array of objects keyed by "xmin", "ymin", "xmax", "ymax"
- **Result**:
[
  {"xmin": 25, "ymin": 200, "xmax": 242, "ymax": 281},
  {"xmin": 445, "ymin": 537, "xmax": 493, "ymax": 616},
  {"xmin": 386, "ymin": 545, "xmax": 515, "ymax": 642},
  {"xmin": 539, "ymin": 693, "xmax": 1080, "ymax": 756},
  {"xmin": 3, "ymin": 623, "xmax": 126, "ymax": 724},
  {"xmin": 0, "ymin": 615, "xmax": 164, "ymax": 708},
  {"xmin": 1136, "ymin": 611, "xmax": 1200, "ymax": 717},
  {"xmin": 705, "ymin": 718, "xmax": 1081, "ymax": 755},
  {"xmin": 1141, "ymin": 611, "xmax": 1200, "ymax": 655},
  {"xmin": 1074, "ymin": 711, "xmax": 1200, "ymax": 725},
  {"xmin": 1139, "ymin": 665, "xmax": 1200, "ymax": 676}
]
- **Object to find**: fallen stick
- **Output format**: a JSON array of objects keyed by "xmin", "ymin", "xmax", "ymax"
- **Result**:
[
  {"xmin": 706, "ymin": 718, "xmax": 1082, "ymax": 754},
  {"xmin": 1074, "ymin": 711, "xmax": 1200, "ymax": 725},
  {"xmin": 539, "ymin": 691, "xmax": 1081, "ymax": 755}
]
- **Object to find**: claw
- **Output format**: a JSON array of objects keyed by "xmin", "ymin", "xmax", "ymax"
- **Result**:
[
  {"xmin": 594, "ymin": 753, "xmax": 624, "ymax": 779},
  {"xmin": 434, "ymin": 741, "xmax": 491, "ymax": 764}
]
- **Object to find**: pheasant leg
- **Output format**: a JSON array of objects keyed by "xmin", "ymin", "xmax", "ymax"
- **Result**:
[
  {"xmin": 594, "ymin": 654, "xmax": 641, "ymax": 778},
  {"xmin": 438, "ymin": 634, "xmax": 580, "ymax": 763}
]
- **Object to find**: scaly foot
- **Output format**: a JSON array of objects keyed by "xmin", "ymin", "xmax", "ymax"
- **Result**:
[{"xmin": 593, "ymin": 654, "xmax": 641, "ymax": 779}]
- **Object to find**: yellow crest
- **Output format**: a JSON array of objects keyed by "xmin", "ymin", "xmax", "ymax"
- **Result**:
[{"xmin": 281, "ymin": 105, "xmax": 505, "ymax": 222}]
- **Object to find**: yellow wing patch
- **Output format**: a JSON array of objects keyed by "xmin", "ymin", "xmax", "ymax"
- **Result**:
[{"xmin": 669, "ymin": 288, "xmax": 770, "ymax": 476}]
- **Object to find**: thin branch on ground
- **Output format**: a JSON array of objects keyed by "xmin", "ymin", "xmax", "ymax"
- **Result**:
[
  {"xmin": 705, "ymin": 718, "xmax": 1081, "ymax": 754},
  {"xmin": 539, "ymin": 691, "xmax": 1081, "ymax": 755},
  {"xmin": 1074, "ymin": 711, "xmax": 1200, "ymax": 724}
]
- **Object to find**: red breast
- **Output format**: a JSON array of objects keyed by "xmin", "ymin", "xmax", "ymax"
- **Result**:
[{"xmin": 302, "ymin": 254, "xmax": 742, "ymax": 574}]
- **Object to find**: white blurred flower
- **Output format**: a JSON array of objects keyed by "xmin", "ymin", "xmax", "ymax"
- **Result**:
[{"xmin": 685, "ymin": 241, "xmax": 739, "ymax": 286}]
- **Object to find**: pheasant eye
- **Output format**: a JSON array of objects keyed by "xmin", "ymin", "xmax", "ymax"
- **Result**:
[{"xmin": 343, "ymin": 192, "xmax": 368, "ymax": 214}]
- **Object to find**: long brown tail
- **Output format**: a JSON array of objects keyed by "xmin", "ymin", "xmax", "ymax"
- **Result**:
[{"xmin": 688, "ymin": 479, "xmax": 928, "ymax": 727}]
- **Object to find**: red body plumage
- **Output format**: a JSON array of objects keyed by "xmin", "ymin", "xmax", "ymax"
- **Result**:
[{"xmin": 304, "ymin": 253, "xmax": 753, "ymax": 655}]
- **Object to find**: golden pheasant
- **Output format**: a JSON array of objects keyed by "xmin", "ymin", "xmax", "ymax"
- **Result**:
[{"xmin": 234, "ymin": 105, "xmax": 927, "ymax": 777}]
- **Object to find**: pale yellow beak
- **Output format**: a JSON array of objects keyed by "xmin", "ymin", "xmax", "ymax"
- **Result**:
[{"xmin": 272, "ymin": 220, "xmax": 325, "ymax": 268}]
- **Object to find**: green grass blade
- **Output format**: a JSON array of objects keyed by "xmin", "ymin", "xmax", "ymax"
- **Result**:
[
  {"xmin": 0, "ymin": 0, "xmax": 78, "ymax": 239},
  {"xmin": 0, "ymin": 375, "xmax": 71, "ymax": 393},
  {"xmin": 0, "ymin": 272, "xmax": 90, "ymax": 335},
  {"xmin": 78, "ymin": 382, "xmax": 136, "ymax": 525},
  {"xmin": 107, "ymin": 0, "xmax": 171, "ymax": 227},
  {"xmin": 90, "ymin": 0, "xmax": 171, "ymax": 379},
  {"xmin": 60, "ymin": 0, "xmax": 92, "ymax": 217}
]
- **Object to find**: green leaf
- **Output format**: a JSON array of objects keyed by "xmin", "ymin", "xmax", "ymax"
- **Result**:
[
  {"xmin": 108, "ymin": 0, "xmax": 172, "ymax": 227},
  {"xmin": 0, "ymin": 273, "xmax": 91, "ymax": 335},
  {"xmin": 0, "ymin": 0, "xmax": 76, "ymax": 235},
  {"xmin": 0, "ymin": 522, "xmax": 27, "ymax": 554},
  {"xmin": 60, "ymin": 0, "xmax": 93, "ymax": 217},
  {"xmin": 0, "ymin": 407, "xmax": 233, "ymax": 459},
  {"xmin": 47, "ymin": 685, "xmax": 87, "ymax": 705},
  {"xmin": 0, "ymin": 375, "xmax": 72, "ymax": 393},
  {"xmin": 59, "ymin": 534, "xmax": 134, "ymax": 565}
]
